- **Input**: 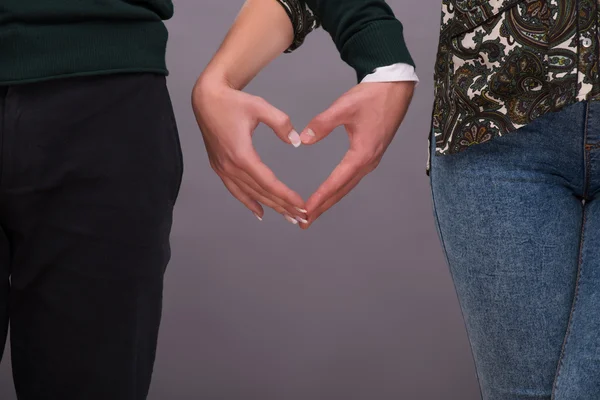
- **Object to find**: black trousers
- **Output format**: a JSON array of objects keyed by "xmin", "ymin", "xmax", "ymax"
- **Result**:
[{"xmin": 0, "ymin": 73, "xmax": 183, "ymax": 399}]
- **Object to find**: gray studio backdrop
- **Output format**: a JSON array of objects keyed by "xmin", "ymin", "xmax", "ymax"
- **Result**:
[{"xmin": 0, "ymin": 1, "xmax": 481, "ymax": 399}]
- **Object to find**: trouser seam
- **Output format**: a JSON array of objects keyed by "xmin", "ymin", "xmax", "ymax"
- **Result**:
[{"xmin": 429, "ymin": 170, "xmax": 484, "ymax": 400}]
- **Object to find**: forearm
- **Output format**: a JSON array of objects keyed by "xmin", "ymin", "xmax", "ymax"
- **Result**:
[
  {"xmin": 303, "ymin": 0, "xmax": 415, "ymax": 82},
  {"xmin": 200, "ymin": 0, "xmax": 294, "ymax": 91}
]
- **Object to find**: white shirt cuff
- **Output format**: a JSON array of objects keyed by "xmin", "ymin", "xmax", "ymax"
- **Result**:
[{"xmin": 360, "ymin": 63, "xmax": 419, "ymax": 85}]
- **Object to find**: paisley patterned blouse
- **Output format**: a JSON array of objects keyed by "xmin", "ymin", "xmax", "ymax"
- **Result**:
[
  {"xmin": 429, "ymin": 0, "xmax": 600, "ymax": 173},
  {"xmin": 282, "ymin": 1, "xmax": 594, "ymax": 175}
]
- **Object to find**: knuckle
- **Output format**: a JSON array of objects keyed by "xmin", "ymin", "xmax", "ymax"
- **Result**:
[
  {"xmin": 277, "ymin": 114, "xmax": 292, "ymax": 129},
  {"xmin": 314, "ymin": 114, "xmax": 331, "ymax": 127},
  {"xmin": 262, "ymin": 198, "xmax": 277, "ymax": 209},
  {"xmin": 367, "ymin": 156, "xmax": 381, "ymax": 172},
  {"xmin": 248, "ymin": 95, "xmax": 266, "ymax": 111},
  {"xmin": 250, "ymin": 95, "xmax": 265, "ymax": 105},
  {"xmin": 359, "ymin": 149, "xmax": 380, "ymax": 167},
  {"xmin": 262, "ymin": 172, "xmax": 278, "ymax": 187},
  {"xmin": 254, "ymin": 96, "xmax": 269, "ymax": 109},
  {"xmin": 229, "ymin": 147, "xmax": 250, "ymax": 167},
  {"xmin": 275, "ymin": 206, "xmax": 287, "ymax": 215},
  {"xmin": 219, "ymin": 154, "xmax": 239, "ymax": 173},
  {"xmin": 372, "ymin": 155, "xmax": 382, "ymax": 168},
  {"xmin": 355, "ymin": 153, "xmax": 372, "ymax": 168},
  {"xmin": 337, "ymin": 98, "xmax": 355, "ymax": 116},
  {"xmin": 365, "ymin": 161, "xmax": 378, "ymax": 173}
]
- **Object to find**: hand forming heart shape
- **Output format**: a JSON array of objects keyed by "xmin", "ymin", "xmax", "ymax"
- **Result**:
[{"xmin": 192, "ymin": 77, "xmax": 415, "ymax": 229}]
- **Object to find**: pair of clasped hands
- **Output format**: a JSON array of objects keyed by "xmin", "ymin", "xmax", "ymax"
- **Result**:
[{"xmin": 193, "ymin": 76, "xmax": 415, "ymax": 229}]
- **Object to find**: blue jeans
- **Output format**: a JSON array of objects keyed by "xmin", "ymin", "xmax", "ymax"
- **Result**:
[{"xmin": 429, "ymin": 101, "xmax": 600, "ymax": 400}]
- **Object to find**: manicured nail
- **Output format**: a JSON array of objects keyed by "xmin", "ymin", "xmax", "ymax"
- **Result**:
[
  {"xmin": 295, "ymin": 216, "xmax": 308, "ymax": 224},
  {"xmin": 284, "ymin": 215, "xmax": 298, "ymax": 225},
  {"xmin": 288, "ymin": 130, "xmax": 301, "ymax": 148},
  {"xmin": 253, "ymin": 212, "xmax": 263, "ymax": 221},
  {"xmin": 300, "ymin": 128, "xmax": 316, "ymax": 144},
  {"xmin": 295, "ymin": 207, "xmax": 308, "ymax": 214}
]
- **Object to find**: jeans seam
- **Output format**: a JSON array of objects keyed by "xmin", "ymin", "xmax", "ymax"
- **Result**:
[
  {"xmin": 582, "ymin": 101, "xmax": 590, "ymax": 201},
  {"xmin": 583, "ymin": 101, "xmax": 600, "ymax": 150},
  {"xmin": 429, "ymin": 171, "xmax": 484, "ymax": 400},
  {"xmin": 584, "ymin": 140, "xmax": 600, "ymax": 149},
  {"xmin": 550, "ymin": 102, "xmax": 589, "ymax": 399},
  {"xmin": 550, "ymin": 200, "xmax": 586, "ymax": 399}
]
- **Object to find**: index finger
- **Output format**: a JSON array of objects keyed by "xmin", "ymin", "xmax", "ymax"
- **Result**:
[
  {"xmin": 238, "ymin": 149, "xmax": 306, "ymax": 211},
  {"xmin": 305, "ymin": 149, "xmax": 364, "ymax": 213}
]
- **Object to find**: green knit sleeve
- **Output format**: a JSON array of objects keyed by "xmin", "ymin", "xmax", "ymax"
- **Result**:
[{"xmin": 302, "ymin": 0, "xmax": 415, "ymax": 82}]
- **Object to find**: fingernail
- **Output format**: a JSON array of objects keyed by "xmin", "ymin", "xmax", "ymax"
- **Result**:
[
  {"xmin": 300, "ymin": 128, "xmax": 316, "ymax": 144},
  {"xmin": 284, "ymin": 215, "xmax": 298, "ymax": 225},
  {"xmin": 295, "ymin": 216, "xmax": 308, "ymax": 224},
  {"xmin": 288, "ymin": 130, "xmax": 301, "ymax": 148},
  {"xmin": 295, "ymin": 207, "xmax": 308, "ymax": 214},
  {"xmin": 253, "ymin": 212, "xmax": 263, "ymax": 221}
]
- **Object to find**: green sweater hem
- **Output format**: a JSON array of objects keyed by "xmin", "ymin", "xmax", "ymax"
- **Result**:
[{"xmin": 0, "ymin": 21, "xmax": 169, "ymax": 85}]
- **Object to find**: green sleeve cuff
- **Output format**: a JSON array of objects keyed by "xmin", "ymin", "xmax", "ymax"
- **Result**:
[{"xmin": 340, "ymin": 19, "xmax": 415, "ymax": 83}]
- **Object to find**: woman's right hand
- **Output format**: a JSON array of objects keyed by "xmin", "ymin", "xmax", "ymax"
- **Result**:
[{"xmin": 192, "ymin": 75, "xmax": 307, "ymax": 224}]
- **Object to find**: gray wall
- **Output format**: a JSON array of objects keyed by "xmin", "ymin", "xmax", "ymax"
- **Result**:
[{"xmin": 0, "ymin": 1, "xmax": 480, "ymax": 399}]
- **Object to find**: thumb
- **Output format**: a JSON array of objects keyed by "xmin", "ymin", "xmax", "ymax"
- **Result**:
[
  {"xmin": 300, "ymin": 102, "xmax": 346, "ymax": 145},
  {"xmin": 252, "ymin": 96, "xmax": 301, "ymax": 148}
]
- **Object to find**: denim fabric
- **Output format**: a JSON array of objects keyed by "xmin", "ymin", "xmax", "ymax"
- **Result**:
[{"xmin": 429, "ymin": 101, "xmax": 600, "ymax": 400}]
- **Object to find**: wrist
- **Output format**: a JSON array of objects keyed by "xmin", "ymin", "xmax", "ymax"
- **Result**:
[
  {"xmin": 199, "ymin": 59, "xmax": 257, "ymax": 92},
  {"xmin": 195, "ymin": 71, "xmax": 240, "ymax": 106},
  {"xmin": 193, "ymin": 73, "xmax": 236, "ymax": 112}
]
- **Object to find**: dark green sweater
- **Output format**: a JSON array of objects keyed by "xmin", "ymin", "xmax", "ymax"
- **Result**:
[
  {"xmin": 0, "ymin": 0, "xmax": 173, "ymax": 85},
  {"xmin": 0, "ymin": 0, "xmax": 413, "ymax": 85},
  {"xmin": 304, "ymin": 0, "xmax": 414, "ymax": 82}
]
